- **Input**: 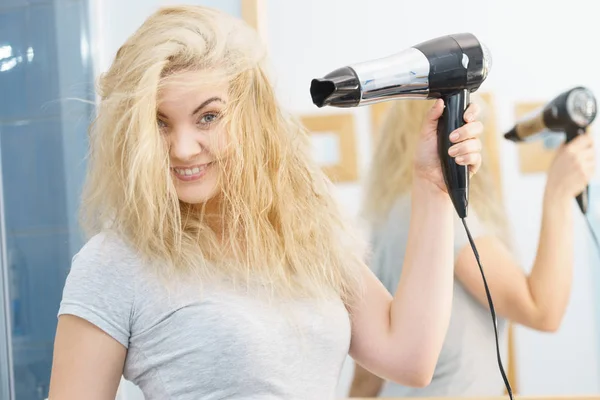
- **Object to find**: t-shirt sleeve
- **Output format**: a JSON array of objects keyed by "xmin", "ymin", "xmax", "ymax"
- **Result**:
[{"xmin": 58, "ymin": 233, "xmax": 136, "ymax": 348}]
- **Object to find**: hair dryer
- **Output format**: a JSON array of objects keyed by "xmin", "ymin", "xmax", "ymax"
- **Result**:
[
  {"xmin": 504, "ymin": 87, "xmax": 597, "ymax": 214},
  {"xmin": 309, "ymin": 33, "xmax": 492, "ymax": 219}
]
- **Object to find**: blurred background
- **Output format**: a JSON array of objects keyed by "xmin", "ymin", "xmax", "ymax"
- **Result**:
[{"xmin": 1, "ymin": 0, "xmax": 600, "ymax": 399}]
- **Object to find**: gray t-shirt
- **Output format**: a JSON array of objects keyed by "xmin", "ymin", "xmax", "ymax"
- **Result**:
[
  {"xmin": 58, "ymin": 232, "xmax": 351, "ymax": 399},
  {"xmin": 371, "ymin": 196, "xmax": 508, "ymax": 397}
]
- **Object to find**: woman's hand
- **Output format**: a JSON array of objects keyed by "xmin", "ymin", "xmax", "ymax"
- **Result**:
[
  {"xmin": 413, "ymin": 99, "xmax": 484, "ymax": 193},
  {"xmin": 545, "ymin": 133, "xmax": 595, "ymax": 202}
]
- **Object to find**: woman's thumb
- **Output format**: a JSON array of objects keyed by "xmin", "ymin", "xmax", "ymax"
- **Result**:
[{"xmin": 422, "ymin": 99, "xmax": 445, "ymax": 132}]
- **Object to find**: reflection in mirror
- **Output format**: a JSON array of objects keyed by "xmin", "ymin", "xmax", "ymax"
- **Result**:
[{"xmin": 266, "ymin": 2, "xmax": 600, "ymax": 397}]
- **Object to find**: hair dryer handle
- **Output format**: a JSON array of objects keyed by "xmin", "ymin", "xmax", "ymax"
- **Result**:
[
  {"xmin": 438, "ymin": 89, "xmax": 470, "ymax": 218},
  {"xmin": 576, "ymin": 187, "xmax": 589, "ymax": 214},
  {"xmin": 566, "ymin": 127, "xmax": 589, "ymax": 214}
]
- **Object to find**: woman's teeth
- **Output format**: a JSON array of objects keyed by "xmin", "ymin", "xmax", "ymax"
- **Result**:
[{"xmin": 174, "ymin": 165, "xmax": 206, "ymax": 176}]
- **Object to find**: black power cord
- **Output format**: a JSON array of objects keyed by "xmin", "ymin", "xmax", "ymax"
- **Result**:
[
  {"xmin": 461, "ymin": 218, "xmax": 514, "ymax": 400},
  {"xmin": 585, "ymin": 215, "xmax": 600, "ymax": 258}
]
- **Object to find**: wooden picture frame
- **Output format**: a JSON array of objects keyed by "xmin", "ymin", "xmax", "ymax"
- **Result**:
[
  {"xmin": 513, "ymin": 101, "xmax": 558, "ymax": 174},
  {"xmin": 241, "ymin": 0, "xmax": 267, "ymax": 39},
  {"xmin": 300, "ymin": 113, "xmax": 358, "ymax": 183},
  {"xmin": 370, "ymin": 101, "xmax": 391, "ymax": 140}
]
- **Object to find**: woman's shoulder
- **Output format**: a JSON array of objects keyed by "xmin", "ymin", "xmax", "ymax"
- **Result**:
[
  {"xmin": 77, "ymin": 230, "xmax": 138, "ymax": 258},
  {"xmin": 60, "ymin": 231, "xmax": 141, "ymax": 348},
  {"xmin": 72, "ymin": 231, "xmax": 144, "ymax": 276}
]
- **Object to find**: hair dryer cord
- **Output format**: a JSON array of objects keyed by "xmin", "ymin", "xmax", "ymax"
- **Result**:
[
  {"xmin": 461, "ymin": 218, "xmax": 514, "ymax": 400},
  {"xmin": 585, "ymin": 216, "xmax": 600, "ymax": 260}
]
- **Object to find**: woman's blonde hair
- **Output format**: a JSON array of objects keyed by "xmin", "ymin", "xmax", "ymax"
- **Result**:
[
  {"xmin": 362, "ymin": 96, "xmax": 511, "ymax": 245},
  {"xmin": 82, "ymin": 5, "xmax": 365, "ymax": 305}
]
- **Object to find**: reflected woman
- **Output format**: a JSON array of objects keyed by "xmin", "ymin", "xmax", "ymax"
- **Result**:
[{"xmin": 350, "ymin": 98, "xmax": 595, "ymax": 397}]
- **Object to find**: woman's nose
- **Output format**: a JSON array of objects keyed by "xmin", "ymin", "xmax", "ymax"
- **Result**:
[{"xmin": 169, "ymin": 128, "xmax": 203, "ymax": 161}]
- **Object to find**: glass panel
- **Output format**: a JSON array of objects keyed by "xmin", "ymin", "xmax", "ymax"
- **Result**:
[
  {"xmin": 0, "ymin": 124, "xmax": 13, "ymax": 400},
  {"xmin": 0, "ymin": 0, "xmax": 94, "ymax": 398}
]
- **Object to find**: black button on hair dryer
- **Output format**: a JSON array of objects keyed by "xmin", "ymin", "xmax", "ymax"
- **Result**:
[
  {"xmin": 309, "ymin": 33, "xmax": 492, "ymax": 219},
  {"xmin": 504, "ymin": 87, "xmax": 597, "ymax": 214}
]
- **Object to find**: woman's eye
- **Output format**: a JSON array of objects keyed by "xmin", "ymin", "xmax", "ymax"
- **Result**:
[
  {"xmin": 199, "ymin": 113, "xmax": 219, "ymax": 126},
  {"xmin": 157, "ymin": 119, "xmax": 168, "ymax": 129}
]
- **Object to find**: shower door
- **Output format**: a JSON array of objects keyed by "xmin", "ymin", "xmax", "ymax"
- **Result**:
[{"xmin": 0, "ymin": 0, "xmax": 94, "ymax": 398}]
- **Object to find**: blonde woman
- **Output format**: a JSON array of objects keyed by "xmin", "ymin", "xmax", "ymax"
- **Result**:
[
  {"xmin": 349, "ymin": 98, "xmax": 595, "ymax": 397},
  {"xmin": 48, "ymin": 6, "xmax": 486, "ymax": 400}
]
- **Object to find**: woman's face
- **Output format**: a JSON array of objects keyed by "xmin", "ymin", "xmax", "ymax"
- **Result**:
[{"xmin": 158, "ymin": 72, "xmax": 228, "ymax": 204}]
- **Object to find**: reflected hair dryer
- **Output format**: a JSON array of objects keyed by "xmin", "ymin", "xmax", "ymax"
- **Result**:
[
  {"xmin": 309, "ymin": 33, "xmax": 492, "ymax": 219},
  {"xmin": 504, "ymin": 87, "xmax": 597, "ymax": 214}
]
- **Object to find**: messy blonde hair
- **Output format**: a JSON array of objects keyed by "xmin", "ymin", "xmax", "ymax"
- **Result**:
[
  {"xmin": 82, "ymin": 5, "xmax": 365, "ymax": 305},
  {"xmin": 362, "ymin": 96, "xmax": 511, "ymax": 245}
]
